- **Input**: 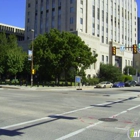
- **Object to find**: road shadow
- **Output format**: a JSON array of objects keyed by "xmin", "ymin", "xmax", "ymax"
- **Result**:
[
  {"xmin": 118, "ymin": 89, "xmax": 140, "ymax": 92},
  {"xmin": 0, "ymin": 115, "xmax": 77, "ymax": 137},
  {"xmin": 0, "ymin": 129, "xmax": 23, "ymax": 136},
  {"xmin": 91, "ymin": 97, "xmax": 137, "ymax": 108}
]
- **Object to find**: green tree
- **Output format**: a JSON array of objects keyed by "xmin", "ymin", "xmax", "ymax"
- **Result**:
[
  {"xmin": 33, "ymin": 29, "xmax": 98, "ymax": 82},
  {"xmin": 98, "ymin": 64, "xmax": 122, "ymax": 82},
  {"xmin": 0, "ymin": 33, "xmax": 8, "ymax": 74},
  {"xmin": 5, "ymin": 47, "xmax": 26, "ymax": 79},
  {"xmin": 123, "ymin": 66, "xmax": 136, "ymax": 75}
]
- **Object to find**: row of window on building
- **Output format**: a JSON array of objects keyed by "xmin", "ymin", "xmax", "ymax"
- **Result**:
[{"xmin": 0, "ymin": 25, "xmax": 24, "ymax": 35}]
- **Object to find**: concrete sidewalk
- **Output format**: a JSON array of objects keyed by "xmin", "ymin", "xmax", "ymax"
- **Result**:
[{"xmin": 0, "ymin": 85, "xmax": 95, "ymax": 91}]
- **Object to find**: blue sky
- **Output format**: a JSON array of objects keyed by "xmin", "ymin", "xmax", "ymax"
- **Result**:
[{"xmin": 0, "ymin": 0, "xmax": 140, "ymax": 28}]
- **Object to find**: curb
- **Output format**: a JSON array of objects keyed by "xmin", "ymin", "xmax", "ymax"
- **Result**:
[{"xmin": 0, "ymin": 86, "xmax": 20, "ymax": 89}]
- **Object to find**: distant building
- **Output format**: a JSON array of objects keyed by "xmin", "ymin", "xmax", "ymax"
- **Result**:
[
  {"xmin": 25, "ymin": 0, "xmax": 138, "ymax": 76},
  {"xmin": 138, "ymin": 17, "xmax": 140, "ymax": 43},
  {"xmin": 133, "ymin": 17, "xmax": 140, "ymax": 70},
  {"xmin": 0, "ymin": 23, "xmax": 25, "ymax": 41}
]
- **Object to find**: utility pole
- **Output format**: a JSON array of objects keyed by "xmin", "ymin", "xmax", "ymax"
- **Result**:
[{"xmin": 31, "ymin": 29, "xmax": 34, "ymax": 87}]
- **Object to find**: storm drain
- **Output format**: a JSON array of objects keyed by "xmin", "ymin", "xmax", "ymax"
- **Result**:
[{"xmin": 98, "ymin": 118, "xmax": 118, "ymax": 122}]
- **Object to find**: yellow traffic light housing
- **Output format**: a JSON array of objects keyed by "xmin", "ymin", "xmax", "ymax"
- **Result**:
[
  {"xmin": 112, "ymin": 46, "xmax": 116, "ymax": 55},
  {"xmin": 32, "ymin": 69, "xmax": 35, "ymax": 75},
  {"xmin": 133, "ymin": 44, "xmax": 137, "ymax": 54}
]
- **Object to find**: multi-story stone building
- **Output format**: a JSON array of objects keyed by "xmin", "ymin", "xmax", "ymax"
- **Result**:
[
  {"xmin": 138, "ymin": 17, "xmax": 140, "ymax": 43},
  {"xmin": 133, "ymin": 17, "xmax": 140, "ymax": 70},
  {"xmin": 25, "ymin": 0, "xmax": 137, "ymax": 77},
  {"xmin": 0, "ymin": 23, "xmax": 24, "ymax": 41}
]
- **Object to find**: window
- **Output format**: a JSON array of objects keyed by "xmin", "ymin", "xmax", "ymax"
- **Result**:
[
  {"xmin": 58, "ymin": 8, "xmax": 61, "ymax": 15},
  {"xmin": 80, "ymin": 8, "xmax": 83, "ymax": 13},
  {"xmin": 102, "ymin": 36, "xmax": 104, "ymax": 43},
  {"xmin": 52, "ymin": 0, "xmax": 55, "ymax": 8},
  {"xmin": 80, "ymin": 18, "xmax": 83, "ymax": 24},
  {"xmin": 102, "ymin": 55, "xmax": 104, "ymax": 62},
  {"xmin": 128, "ymin": 60, "xmax": 130, "ymax": 66},
  {"xmin": 93, "ymin": 51, "xmax": 96, "ymax": 56},
  {"xmin": 70, "ymin": 7, "xmax": 74, "ymax": 13},
  {"xmin": 70, "ymin": 17, "xmax": 74, "ymax": 24},
  {"xmin": 58, "ymin": 16, "xmax": 61, "ymax": 25},
  {"xmin": 58, "ymin": 0, "xmax": 61, "ymax": 6},
  {"xmin": 52, "ymin": 17, "xmax": 55, "ymax": 28},
  {"xmin": 46, "ymin": 0, "xmax": 49, "ymax": 9},
  {"xmin": 28, "ymin": 3, "xmax": 31, "ymax": 8},
  {"xmin": 125, "ymin": 60, "xmax": 127, "ymax": 66},
  {"xmin": 52, "ymin": 9, "xmax": 55, "ymax": 16},
  {"xmin": 131, "ymin": 61, "xmax": 133, "ymax": 66},
  {"xmin": 106, "ymin": 56, "xmax": 108, "ymax": 63},
  {"xmin": 92, "ymin": 6, "xmax": 95, "ymax": 17},
  {"xmin": 70, "ymin": 0, "xmax": 74, "ymax": 4},
  {"xmin": 80, "ymin": 0, "xmax": 83, "ymax": 5},
  {"xmin": 27, "ymin": 18, "xmax": 29, "ymax": 23}
]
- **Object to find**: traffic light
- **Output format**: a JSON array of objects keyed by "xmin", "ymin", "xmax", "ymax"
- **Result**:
[
  {"xmin": 32, "ymin": 69, "xmax": 35, "ymax": 75},
  {"xmin": 133, "ymin": 44, "xmax": 137, "ymax": 54},
  {"xmin": 112, "ymin": 46, "xmax": 116, "ymax": 55}
]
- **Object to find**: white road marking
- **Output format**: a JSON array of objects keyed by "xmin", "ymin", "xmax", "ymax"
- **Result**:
[
  {"xmin": 0, "ymin": 98, "xmax": 139, "ymax": 131},
  {"xmin": 55, "ymin": 104, "xmax": 140, "ymax": 140},
  {"xmin": 115, "ymin": 127, "xmax": 128, "ymax": 130},
  {"xmin": 127, "ymin": 105, "xmax": 140, "ymax": 111},
  {"xmin": 57, "ymin": 106, "xmax": 92, "ymax": 115},
  {"xmin": 1, "ymin": 117, "xmax": 50, "ymax": 129},
  {"xmin": 0, "ymin": 106, "xmax": 93, "ymax": 129}
]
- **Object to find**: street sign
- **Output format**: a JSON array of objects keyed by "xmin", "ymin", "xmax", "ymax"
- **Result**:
[
  {"xmin": 120, "ymin": 46, "xmax": 125, "ymax": 52},
  {"xmin": 28, "ymin": 50, "xmax": 32, "ymax": 61},
  {"xmin": 75, "ymin": 76, "xmax": 81, "ymax": 83},
  {"xmin": 138, "ymin": 43, "xmax": 140, "ymax": 53}
]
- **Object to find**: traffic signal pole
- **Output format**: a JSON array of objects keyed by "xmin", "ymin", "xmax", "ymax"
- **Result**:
[{"xmin": 31, "ymin": 29, "xmax": 34, "ymax": 87}]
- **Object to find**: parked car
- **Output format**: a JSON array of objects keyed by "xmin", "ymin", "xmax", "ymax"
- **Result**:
[
  {"xmin": 113, "ymin": 82, "xmax": 125, "ymax": 88},
  {"xmin": 96, "ymin": 81, "xmax": 113, "ymax": 88},
  {"xmin": 136, "ymin": 82, "xmax": 140, "ymax": 86},
  {"xmin": 125, "ymin": 80, "xmax": 137, "ymax": 87}
]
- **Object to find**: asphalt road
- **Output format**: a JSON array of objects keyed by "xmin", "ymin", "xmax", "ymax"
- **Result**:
[{"xmin": 0, "ymin": 87, "xmax": 140, "ymax": 140}]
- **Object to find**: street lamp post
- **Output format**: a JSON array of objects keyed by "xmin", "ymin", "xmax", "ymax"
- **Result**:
[{"xmin": 31, "ymin": 29, "xmax": 34, "ymax": 87}]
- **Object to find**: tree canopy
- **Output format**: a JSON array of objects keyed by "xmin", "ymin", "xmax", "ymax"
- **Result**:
[
  {"xmin": 33, "ymin": 29, "xmax": 98, "ymax": 81},
  {"xmin": 98, "ymin": 64, "xmax": 122, "ymax": 82},
  {"xmin": 123, "ymin": 66, "xmax": 136, "ymax": 75},
  {"xmin": 0, "ymin": 33, "xmax": 27, "ymax": 78}
]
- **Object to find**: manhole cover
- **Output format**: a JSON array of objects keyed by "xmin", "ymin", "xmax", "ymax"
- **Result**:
[
  {"xmin": 103, "ymin": 95, "xmax": 110, "ymax": 96},
  {"xmin": 98, "ymin": 118, "xmax": 118, "ymax": 122}
]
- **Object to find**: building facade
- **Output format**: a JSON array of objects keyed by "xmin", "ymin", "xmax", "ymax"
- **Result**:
[
  {"xmin": 25, "ymin": 0, "xmax": 137, "ymax": 77},
  {"xmin": 133, "ymin": 17, "xmax": 140, "ymax": 70},
  {"xmin": 138, "ymin": 17, "xmax": 140, "ymax": 43},
  {"xmin": 0, "ymin": 23, "xmax": 25, "ymax": 41}
]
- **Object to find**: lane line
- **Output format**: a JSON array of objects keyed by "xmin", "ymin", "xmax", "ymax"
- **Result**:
[
  {"xmin": 1, "ymin": 117, "xmax": 50, "ymax": 129},
  {"xmin": 55, "ymin": 104, "xmax": 140, "ymax": 140},
  {"xmin": 115, "ymin": 127, "xmax": 128, "ymax": 130}
]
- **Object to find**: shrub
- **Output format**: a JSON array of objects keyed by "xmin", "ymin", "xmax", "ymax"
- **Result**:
[
  {"xmin": 11, "ymin": 79, "xmax": 19, "ymax": 84},
  {"xmin": 121, "ymin": 75, "xmax": 132, "ymax": 82},
  {"xmin": 87, "ymin": 78, "xmax": 100, "ymax": 85}
]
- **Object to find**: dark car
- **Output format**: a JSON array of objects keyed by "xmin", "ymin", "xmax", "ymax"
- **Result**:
[
  {"xmin": 136, "ymin": 82, "xmax": 140, "ymax": 86},
  {"xmin": 113, "ymin": 82, "xmax": 125, "ymax": 87},
  {"xmin": 125, "ymin": 81, "xmax": 137, "ymax": 87}
]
